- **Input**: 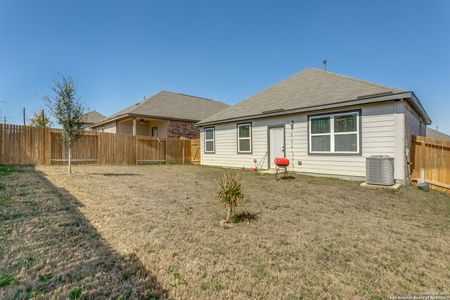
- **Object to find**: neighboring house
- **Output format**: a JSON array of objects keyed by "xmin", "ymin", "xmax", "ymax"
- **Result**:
[
  {"xmin": 89, "ymin": 90, "xmax": 228, "ymax": 139},
  {"xmin": 197, "ymin": 68, "xmax": 431, "ymax": 183},
  {"xmin": 426, "ymin": 127, "xmax": 450, "ymax": 140},
  {"xmin": 81, "ymin": 111, "xmax": 106, "ymax": 129}
]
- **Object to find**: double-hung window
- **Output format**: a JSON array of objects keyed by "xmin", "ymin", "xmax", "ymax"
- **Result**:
[
  {"xmin": 204, "ymin": 127, "xmax": 215, "ymax": 153},
  {"xmin": 309, "ymin": 111, "xmax": 360, "ymax": 154},
  {"xmin": 237, "ymin": 123, "xmax": 252, "ymax": 153}
]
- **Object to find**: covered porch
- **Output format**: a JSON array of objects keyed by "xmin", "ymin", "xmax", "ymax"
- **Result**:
[{"xmin": 116, "ymin": 117, "xmax": 168, "ymax": 137}]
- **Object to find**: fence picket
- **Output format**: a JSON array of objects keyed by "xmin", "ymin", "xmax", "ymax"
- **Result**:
[
  {"xmin": 411, "ymin": 135, "xmax": 450, "ymax": 193},
  {"xmin": 0, "ymin": 124, "xmax": 200, "ymax": 166}
]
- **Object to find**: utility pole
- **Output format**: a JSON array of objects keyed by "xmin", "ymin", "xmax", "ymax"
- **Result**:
[
  {"xmin": 23, "ymin": 107, "xmax": 26, "ymax": 125},
  {"xmin": 323, "ymin": 59, "xmax": 327, "ymax": 71}
]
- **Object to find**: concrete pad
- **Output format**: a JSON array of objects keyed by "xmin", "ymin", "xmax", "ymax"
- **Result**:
[{"xmin": 360, "ymin": 182, "xmax": 401, "ymax": 190}]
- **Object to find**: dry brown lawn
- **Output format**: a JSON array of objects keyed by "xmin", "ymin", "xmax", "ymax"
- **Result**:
[
  {"xmin": 0, "ymin": 166, "xmax": 164, "ymax": 299},
  {"xmin": 2, "ymin": 164, "xmax": 450, "ymax": 299}
]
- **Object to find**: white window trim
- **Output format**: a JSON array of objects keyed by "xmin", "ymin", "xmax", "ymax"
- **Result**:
[
  {"xmin": 309, "ymin": 111, "xmax": 360, "ymax": 154},
  {"xmin": 204, "ymin": 127, "xmax": 215, "ymax": 153},
  {"xmin": 237, "ymin": 123, "xmax": 252, "ymax": 153}
]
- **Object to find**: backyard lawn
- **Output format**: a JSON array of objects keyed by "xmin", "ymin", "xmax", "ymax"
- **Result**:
[{"xmin": 1, "ymin": 164, "xmax": 449, "ymax": 299}]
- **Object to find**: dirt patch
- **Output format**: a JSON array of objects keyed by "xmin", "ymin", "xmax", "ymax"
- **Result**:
[{"xmin": 30, "ymin": 165, "xmax": 450, "ymax": 298}]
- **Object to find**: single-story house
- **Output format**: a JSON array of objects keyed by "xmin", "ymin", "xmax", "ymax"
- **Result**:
[
  {"xmin": 89, "ymin": 90, "xmax": 228, "ymax": 139},
  {"xmin": 197, "ymin": 68, "xmax": 431, "ymax": 183},
  {"xmin": 426, "ymin": 127, "xmax": 450, "ymax": 140},
  {"xmin": 81, "ymin": 110, "xmax": 106, "ymax": 129}
]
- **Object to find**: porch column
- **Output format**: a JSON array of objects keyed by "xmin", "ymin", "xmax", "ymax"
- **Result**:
[{"xmin": 132, "ymin": 117, "xmax": 137, "ymax": 136}]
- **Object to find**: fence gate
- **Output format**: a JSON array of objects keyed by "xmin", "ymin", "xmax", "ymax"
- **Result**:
[
  {"xmin": 190, "ymin": 139, "xmax": 200, "ymax": 164},
  {"xmin": 135, "ymin": 136, "xmax": 166, "ymax": 164}
]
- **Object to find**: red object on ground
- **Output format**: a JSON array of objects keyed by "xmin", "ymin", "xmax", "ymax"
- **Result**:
[
  {"xmin": 274, "ymin": 157, "xmax": 290, "ymax": 167},
  {"xmin": 250, "ymin": 167, "xmax": 257, "ymax": 172}
]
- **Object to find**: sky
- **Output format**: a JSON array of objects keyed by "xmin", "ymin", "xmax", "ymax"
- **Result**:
[{"xmin": 0, "ymin": 0, "xmax": 449, "ymax": 132}]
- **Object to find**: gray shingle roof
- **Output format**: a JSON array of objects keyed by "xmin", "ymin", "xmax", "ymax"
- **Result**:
[
  {"xmin": 82, "ymin": 110, "xmax": 106, "ymax": 124},
  {"xmin": 426, "ymin": 128, "xmax": 450, "ymax": 140},
  {"xmin": 108, "ymin": 90, "xmax": 228, "ymax": 122},
  {"xmin": 199, "ymin": 68, "xmax": 408, "ymax": 125}
]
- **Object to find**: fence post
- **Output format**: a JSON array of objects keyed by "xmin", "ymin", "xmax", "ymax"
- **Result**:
[{"xmin": 0, "ymin": 124, "xmax": 3, "ymax": 164}]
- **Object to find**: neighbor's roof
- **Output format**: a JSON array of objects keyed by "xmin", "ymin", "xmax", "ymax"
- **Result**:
[
  {"xmin": 198, "ymin": 68, "xmax": 431, "ymax": 125},
  {"xmin": 426, "ymin": 128, "xmax": 450, "ymax": 140},
  {"xmin": 82, "ymin": 110, "xmax": 106, "ymax": 124},
  {"xmin": 92, "ymin": 91, "xmax": 229, "ymax": 127}
]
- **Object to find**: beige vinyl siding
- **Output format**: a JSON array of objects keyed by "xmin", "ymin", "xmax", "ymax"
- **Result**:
[
  {"xmin": 404, "ymin": 102, "xmax": 424, "ymax": 144},
  {"xmin": 403, "ymin": 101, "xmax": 425, "ymax": 180},
  {"xmin": 148, "ymin": 119, "xmax": 168, "ymax": 137},
  {"xmin": 95, "ymin": 121, "xmax": 117, "ymax": 133},
  {"xmin": 201, "ymin": 101, "xmax": 407, "ymax": 180}
]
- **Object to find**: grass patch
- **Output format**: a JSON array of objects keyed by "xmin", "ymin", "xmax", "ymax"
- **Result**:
[
  {"xmin": 200, "ymin": 282, "xmax": 209, "ymax": 290},
  {"xmin": 8, "ymin": 257, "xmax": 35, "ymax": 271},
  {"xmin": 169, "ymin": 268, "xmax": 186, "ymax": 287},
  {"xmin": 27, "ymin": 291, "xmax": 45, "ymax": 298},
  {"xmin": 24, "ymin": 200, "xmax": 38, "ymax": 211},
  {"xmin": 0, "ymin": 194, "xmax": 11, "ymax": 207},
  {"xmin": 279, "ymin": 239, "xmax": 289, "ymax": 246},
  {"xmin": 0, "ymin": 274, "xmax": 17, "ymax": 287},
  {"xmin": 37, "ymin": 273, "xmax": 53, "ymax": 283},
  {"xmin": 0, "ymin": 165, "xmax": 15, "ymax": 177},
  {"xmin": 69, "ymin": 287, "xmax": 83, "ymax": 299},
  {"xmin": 213, "ymin": 283, "xmax": 224, "ymax": 292}
]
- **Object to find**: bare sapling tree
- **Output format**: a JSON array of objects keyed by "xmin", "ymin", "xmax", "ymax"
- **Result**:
[
  {"xmin": 28, "ymin": 110, "xmax": 52, "ymax": 128},
  {"xmin": 45, "ymin": 75, "xmax": 85, "ymax": 175},
  {"xmin": 215, "ymin": 173, "xmax": 245, "ymax": 223}
]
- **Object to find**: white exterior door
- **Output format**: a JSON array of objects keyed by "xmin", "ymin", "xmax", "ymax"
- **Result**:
[{"xmin": 269, "ymin": 126, "xmax": 285, "ymax": 168}]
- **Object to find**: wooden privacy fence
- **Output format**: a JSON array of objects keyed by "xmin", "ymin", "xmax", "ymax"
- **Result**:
[
  {"xmin": 0, "ymin": 124, "xmax": 201, "ymax": 165},
  {"xmin": 411, "ymin": 135, "xmax": 450, "ymax": 193}
]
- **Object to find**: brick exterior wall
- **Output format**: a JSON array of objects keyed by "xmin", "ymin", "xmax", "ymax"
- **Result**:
[{"xmin": 167, "ymin": 120, "xmax": 199, "ymax": 139}]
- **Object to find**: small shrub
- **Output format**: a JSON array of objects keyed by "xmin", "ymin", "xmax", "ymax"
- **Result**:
[{"xmin": 215, "ymin": 173, "xmax": 245, "ymax": 222}]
